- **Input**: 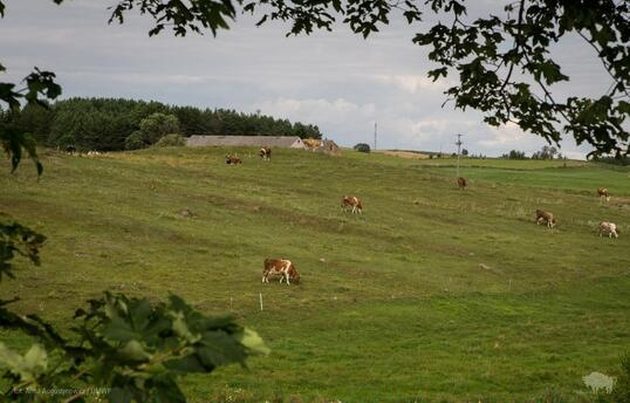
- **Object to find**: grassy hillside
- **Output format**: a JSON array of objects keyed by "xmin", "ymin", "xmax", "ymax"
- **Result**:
[{"xmin": 1, "ymin": 147, "xmax": 629, "ymax": 401}]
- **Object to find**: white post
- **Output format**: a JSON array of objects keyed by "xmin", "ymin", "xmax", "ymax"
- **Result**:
[
  {"xmin": 259, "ymin": 293, "xmax": 264, "ymax": 311},
  {"xmin": 455, "ymin": 133, "xmax": 463, "ymax": 178},
  {"xmin": 373, "ymin": 121, "xmax": 377, "ymax": 151}
]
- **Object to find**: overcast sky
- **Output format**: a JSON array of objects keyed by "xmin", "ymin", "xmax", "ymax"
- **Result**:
[{"xmin": 0, "ymin": 0, "xmax": 615, "ymax": 158}]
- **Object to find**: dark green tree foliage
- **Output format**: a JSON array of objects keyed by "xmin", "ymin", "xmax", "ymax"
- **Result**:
[
  {"xmin": 10, "ymin": 104, "xmax": 53, "ymax": 144},
  {"xmin": 172, "ymin": 105, "xmax": 212, "ymax": 135},
  {"xmin": 13, "ymin": 98, "xmax": 323, "ymax": 152},
  {"xmin": 125, "ymin": 112, "xmax": 182, "ymax": 149},
  {"xmin": 139, "ymin": 112, "xmax": 181, "ymax": 144},
  {"xmin": 591, "ymin": 155, "xmax": 630, "ymax": 166},
  {"xmin": 500, "ymin": 149, "xmax": 528, "ymax": 159},
  {"xmin": 48, "ymin": 98, "xmax": 141, "ymax": 151},
  {"xmin": 0, "ymin": 111, "xmax": 43, "ymax": 176},
  {"xmin": 531, "ymin": 145, "xmax": 558, "ymax": 159}
]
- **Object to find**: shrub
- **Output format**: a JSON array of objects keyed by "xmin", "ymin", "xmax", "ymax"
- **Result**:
[
  {"xmin": 610, "ymin": 353, "xmax": 630, "ymax": 402},
  {"xmin": 500, "ymin": 150, "xmax": 528, "ymax": 159},
  {"xmin": 353, "ymin": 143, "xmax": 371, "ymax": 153},
  {"xmin": 155, "ymin": 133, "xmax": 185, "ymax": 147},
  {"xmin": 125, "ymin": 131, "xmax": 147, "ymax": 150}
]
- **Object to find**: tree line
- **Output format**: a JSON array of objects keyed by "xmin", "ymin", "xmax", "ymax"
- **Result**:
[
  {"xmin": 0, "ymin": 97, "xmax": 322, "ymax": 152},
  {"xmin": 500, "ymin": 146, "xmax": 568, "ymax": 160}
]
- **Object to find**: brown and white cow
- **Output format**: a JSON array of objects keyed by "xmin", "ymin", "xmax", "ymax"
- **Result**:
[
  {"xmin": 341, "ymin": 195, "xmax": 363, "ymax": 214},
  {"xmin": 262, "ymin": 258, "xmax": 300, "ymax": 285},
  {"xmin": 598, "ymin": 221, "xmax": 619, "ymax": 238},
  {"xmin": 259, "ymin": 146, "xmax": 271, "ymax": 161},
  {"xmin": 225, "ymin": 154, "xmax": 242, "ymax": 165},
  {"xmin": 457, "ymin": 177, "xmax": 467, "ymax": 190},
  {"xmin": 535, "ymin": 209, "xmax": 557, "ymax": 228},
  {"xmin": 597, "ymin": 187, "xmax": 611, "ymax": 202}
]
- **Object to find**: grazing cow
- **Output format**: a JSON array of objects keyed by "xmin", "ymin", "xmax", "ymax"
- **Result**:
[
  {"xmin": 341, "ymin": 195, "xmax": 363, "ymax": 214},
  {"xmin": 535, "ymin": 209, "xmax": 557, "ymax": 228},
  {"xmin": 457, "ymin": 177, "xmax": 467, "ymax": 190},
  {"xmin": 597, "ymin": 187, "xmax": 611, "ymax": 202},
  {"xmin": 262, "ymin": 258, "xmax": 300, "ymax": 285},
  {"xmin": 599, "ymin": 221, "xmax": 619, "ymax": 238},
  {"xmin": 225, "ymin": 154, "xmax": 242, "ymax": 165},
  {"xmin": 65, "ymin": 145, "xmax": 77, "ymax": 154},
  {"xmin": 259, "ymin": 146, "xmax": 271, "ymax": 161}
]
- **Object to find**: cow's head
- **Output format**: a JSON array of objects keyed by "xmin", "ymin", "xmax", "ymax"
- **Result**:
[{"xmin": 289, "ymin": 266, "xmax": 301, "ymax": 284}]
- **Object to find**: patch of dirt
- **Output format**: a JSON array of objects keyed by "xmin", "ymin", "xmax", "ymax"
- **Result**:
[{"xmin": 378, "ymin": 150, "xmax": 431, "ymax": 159}]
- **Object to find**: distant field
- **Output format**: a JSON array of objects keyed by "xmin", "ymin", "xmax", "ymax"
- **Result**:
[{"xmin": 1, "ymin": 147, "xmax": 629, "ymax": 401}]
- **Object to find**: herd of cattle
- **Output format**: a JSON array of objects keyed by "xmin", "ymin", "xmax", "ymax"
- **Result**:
[
  {"xmin": 532, "ymin": 187, "xmax": 619, "ymax": 238},
  {"xmin": 221, "ymin": 147, "xmax": 622, "ymax": 285}
]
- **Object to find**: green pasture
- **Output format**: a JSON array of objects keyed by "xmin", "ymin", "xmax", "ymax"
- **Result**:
[{"xmin": 1, "ymin": 147, "xmax": 629, "ymax": 401}]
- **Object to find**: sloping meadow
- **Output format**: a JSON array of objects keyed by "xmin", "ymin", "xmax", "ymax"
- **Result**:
[{"xmin": 1, "ymin": 147, "xmax": 629, "ymax": 401}]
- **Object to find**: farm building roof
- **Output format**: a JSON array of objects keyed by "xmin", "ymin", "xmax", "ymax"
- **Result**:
[{"xmin": 186, "ymin": 135, "xmax": 306, "ymax": 149}]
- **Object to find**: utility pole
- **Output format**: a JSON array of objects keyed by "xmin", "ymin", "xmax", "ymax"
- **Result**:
[
  {"xmin": 373, "ymin": 121, "xmax": 377, "ymax": 151},
  {"xmin": 455, "ymin": 133, "xmax": 463, "ymax": 177}
]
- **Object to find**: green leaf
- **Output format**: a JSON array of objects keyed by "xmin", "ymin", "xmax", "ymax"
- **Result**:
[
  {"xmin": 129, "ymin": 299, "xmax": 152, "ymax": 330},
  {"xmin": 151, "ymin": 375, "xmax": 187, "ymax": 403},
  {"xmin": 171, "ymin": 311, "xmax": 200, "ymax": 343},
  {"xmin": 239, "ymin": 327, "xmax": 270, "ymax": 355},
  {"xmin": 0, "ymin": 342, "xmax": 24, "ymax": 370},
  {"xmin": 23, "ymin": 344, "xmax": 47, "ymax": 371},
  {"xmin": 0, "ymin": 342, "xmax": 47, "ymax": 382},
  {"xmin": 118, "ymin": 340, "xmax": 151, "ymax": 362},
  {"xmin": 197, "ymin": 331, "xmax": 247, "ymax": 368},
  {"xmin": 103, "ymin": 316, "xmax": 137, "ymax": 342},
  {"xmin": 109, "ymin": 387, "xmax": 134, "ymax": 403},
  {"xmin": 164, "ymin": 354, "xmax": 208, "ymax": 373}
]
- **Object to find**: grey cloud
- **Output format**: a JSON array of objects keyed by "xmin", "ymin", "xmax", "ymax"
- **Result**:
[{"xmin": 1, "ymin": 0, "xmax": 607, "ymax": 159}]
